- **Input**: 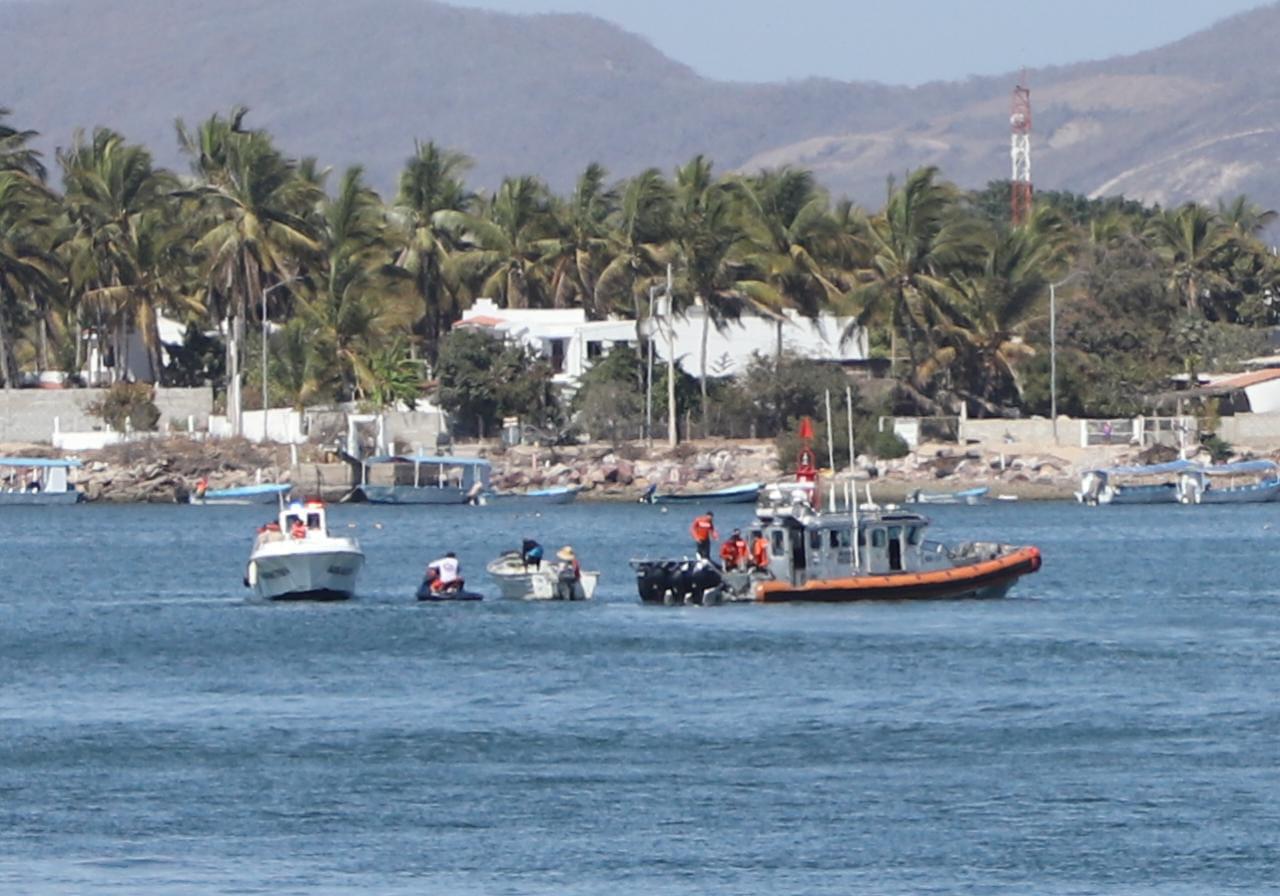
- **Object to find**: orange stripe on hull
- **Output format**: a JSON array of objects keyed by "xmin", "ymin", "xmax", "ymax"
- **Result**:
[{"xmin": 755, "ymin": 546, "xmax": 1042, "ymax": 603}]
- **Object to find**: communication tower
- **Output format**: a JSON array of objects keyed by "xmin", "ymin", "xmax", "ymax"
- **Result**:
[{"xmin": 1010, "ymin": 76, "xmax": 1032, "ymax": 226}]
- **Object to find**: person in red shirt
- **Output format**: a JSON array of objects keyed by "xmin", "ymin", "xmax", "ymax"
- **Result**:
[{"xmin": 690, "ymin": 511, "xmax": 719, "ymax": 560}]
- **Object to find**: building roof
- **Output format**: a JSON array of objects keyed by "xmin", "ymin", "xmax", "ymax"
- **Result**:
[{"xmin": 1197, "ymin": 368, "xmax": 1280, "ymax": 394}]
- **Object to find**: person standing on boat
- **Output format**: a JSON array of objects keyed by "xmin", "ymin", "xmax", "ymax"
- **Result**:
[
  {"xmin": 690, "ymin": 510, "xmax": 719, "ymax": 560},
  {"xmin": 720, "ymin": 529, "xmax": 748, "ymax": 570},
  {"xmin": 427, "ymin": 551, "xmax": 462, "ymax": 593},
  {"xmin": 521, "ymin": 538, "xmax": 544, "ymax": 570},
  {"xmin": 750, "ymin": 532, "xmax": 770, "ymax": 571}
]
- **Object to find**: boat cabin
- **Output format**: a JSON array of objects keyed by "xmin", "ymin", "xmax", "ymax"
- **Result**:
[
  {"xmin": 0, "ymin": 456, "xmax": 80, "ymax": 494},
  {"xmin": 752, "ymin": 498, "xmax": 951, "ymax": 587},
  {"xmin": 279, "ymin": 499, "xmax": 328, "ymax": 539},
  {"xmin": 357, "ymin": 454, "xmax": 492, "ymax": 504}
]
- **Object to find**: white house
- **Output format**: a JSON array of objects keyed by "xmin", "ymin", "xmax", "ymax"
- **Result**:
[
  {"xmin": 656, "ymin": 302, "xmax": 868, "ymax": 377},
  {"xmin": 454, "ymin": 298, "xmax": 868, "ymax": 387},
  {"xmin": 455, "ymin": 299, "xmax": 638, "ymax": 386}
]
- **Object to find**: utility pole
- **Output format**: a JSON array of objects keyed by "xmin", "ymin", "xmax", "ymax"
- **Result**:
[{"xmin": 665, "ymin": 264, "xmax": 677, "ymax": 448}]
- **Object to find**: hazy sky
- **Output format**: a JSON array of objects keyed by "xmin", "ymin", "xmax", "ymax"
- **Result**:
[{"xmin": 447, "ymin": 0, "xmax": 1269, "ymax": 84}]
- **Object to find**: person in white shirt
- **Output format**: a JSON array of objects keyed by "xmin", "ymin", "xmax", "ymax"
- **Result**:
[{"xmin": 427, "ymin": 552, "xmax": 462, "ymax": 593}]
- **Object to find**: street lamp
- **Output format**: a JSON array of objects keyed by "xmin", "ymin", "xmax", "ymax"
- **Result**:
[
  {"xmin": 259, "ymin": 277, "xmax": 297, "ymax": 442},
  {"xmin": 1049, "ymin": 271, "xmax": 1083, "ymax": 441}
]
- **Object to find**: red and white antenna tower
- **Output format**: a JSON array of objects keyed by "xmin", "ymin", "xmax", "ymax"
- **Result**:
[{"xmin": 1010, "ymin": 74, "xmax": 1032, "ymax": 226}]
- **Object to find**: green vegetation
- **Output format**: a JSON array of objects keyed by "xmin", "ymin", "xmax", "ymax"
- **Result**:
[{"xmin": 1, "ymin": 105, "xmax": 1277, "ymax": 440}]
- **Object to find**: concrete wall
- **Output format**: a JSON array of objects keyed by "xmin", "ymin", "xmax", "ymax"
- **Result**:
[
  {"xmin": 0, "ymin": 387, "xmax": 213, "ymax": 444},
  {"xmin": 1217, "ymin": 413, "xmax": 1280, "ymax": 448}
]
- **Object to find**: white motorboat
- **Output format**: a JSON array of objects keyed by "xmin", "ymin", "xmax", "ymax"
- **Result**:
[
  {"xmin": 485, "ymin": 549, "xmax": 598, "ymax": 600},
  {"xmin": 1076, "ymin": 460, "xmax": 1196, "ymax": 505},
  {"xmin": 245, "ymin": 499, "xmax": 364, "ymax": 600},
  {"xmin": 1177, "ymin": 459, "xmax": 1280, "ymax": 504}
]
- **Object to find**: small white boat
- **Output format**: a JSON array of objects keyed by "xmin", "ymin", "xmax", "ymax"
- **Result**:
[
  {"xmin": 481, "ymin": 484, "xmax": 582, "ymax": 507},
  {"xmin": 907, "ymin": 485, "xmax": 990, "ymax": 505},
  {"xmin": 485, "ymin": 549, "xmax": 598, "ymax": 600},
  {"xmin": 192, "ymin": 482, "xmax": 291, "ymax": 505},
  {"xmin": 245, "ymin": 499, "xmax": 364, "ymax": 600},
  {"xmin": 1177, "ymin": 460, "xmax": 1280, "ymax": 504}
]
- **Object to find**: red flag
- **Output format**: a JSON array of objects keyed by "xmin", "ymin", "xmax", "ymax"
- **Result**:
[{"xmin": 798, "ymin": 417, "xmax": 813, "ymax": 440}]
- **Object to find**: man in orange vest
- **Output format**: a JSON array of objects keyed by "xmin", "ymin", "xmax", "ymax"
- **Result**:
[
  {"xmin": 750, "ymin": 532, "xmax": 769, "ymax": 570},
  {"xmin": 720, "ymin": 528, "xmax": 748, "ymax": 570},
  {"xmin": 690, "ymin": 510, "xmax": 718, "ymax": 560}
]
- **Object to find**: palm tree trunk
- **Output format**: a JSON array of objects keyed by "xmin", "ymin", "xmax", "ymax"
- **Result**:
[
  {"xmin": 0, "ymin": 288, "xmax": 15, "ymax": 390},
  {"xmin": 699, "ymin": 298, "xmax": 709, "ymax": 433}
]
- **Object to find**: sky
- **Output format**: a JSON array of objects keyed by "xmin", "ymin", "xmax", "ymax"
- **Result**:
[{"xmin": 447, "ymin": 0, "xmax": 1270, "ymax": 85}]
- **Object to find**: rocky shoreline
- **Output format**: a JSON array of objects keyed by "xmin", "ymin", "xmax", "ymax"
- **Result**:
[
  {"xmin": 10, "ymin": 434, "xmax": 1264, "ymax": 505},
  {"xmin": 2, "ymin": 436, "xmax": 1104, "ymax": 503}
]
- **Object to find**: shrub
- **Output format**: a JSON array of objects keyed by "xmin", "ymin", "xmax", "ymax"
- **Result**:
[{"xmin": 87, "ymin": 383, "xmax": 161, "ymax": 432}]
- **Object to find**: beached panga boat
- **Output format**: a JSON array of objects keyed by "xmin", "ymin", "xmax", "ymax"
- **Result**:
[
  {"xmin": 639, "ymin": 481, "xmax": 761, "ymax": 505},
  {"xmin": 0, "ymin": 457, "xmax": 83, "ymax": 505}
]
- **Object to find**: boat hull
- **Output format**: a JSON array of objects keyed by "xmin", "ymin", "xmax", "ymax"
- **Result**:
[
  {"xmin": 483, "ymin": 486, "xmax": 581, "ymax": 507},
  {"xmin": 0, "ymin": 490, "xmax": 82, "ymax": 506},
  {"xmin": 486, "ymin": 553, "xmax": 598, "ymax": 599},
  {"xmin": 193, "ymin": 484, "xmax": 291, "ymax": 505},
  {"xmin": 248, "ymin": 542, "xmax": 364, "ymax": 601},
  {"xmin": 358, "ymin": 484, "xmax": 471, "ymax": 505},
  {"xmin": 755, "ymin": 546, "xmax": 1041, "ymax": 603},
  {"xmin": 646, "ymin": 483, "xmax": 761, "ymax": 505},
  {"xmin": 1180, "ymin": 478, "xmax": 1280, "ymax": 504}
]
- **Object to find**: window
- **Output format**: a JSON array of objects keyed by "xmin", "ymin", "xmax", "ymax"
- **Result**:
[
  {"xmin": 587, "ymin": 341, "xmax": 603, "ymax": 359},
  {"xmin": 549, "ymin": 339, "xmax": 566, "ymax": 373},
  {"xmin": 809, "ymin": 530, "xmax": 822, "ymax": 550},
  {"xmin": 772, "ymin": 530, "xmax": 785, "ymax": 554},
  {"xmin": 907, "ymin": 526, "xmax": 922, "ymax": 545},
  {"xmin": 871, "ymin": 529, "xmax": 886, "ymax": 548}
]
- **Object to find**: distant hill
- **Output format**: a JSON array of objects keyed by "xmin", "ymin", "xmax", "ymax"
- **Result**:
[{"xmin": 6, "ymin": 0, "xmax": 1280, "ymax": 209}]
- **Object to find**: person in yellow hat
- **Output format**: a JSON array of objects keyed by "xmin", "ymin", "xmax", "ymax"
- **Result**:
[{"xmin": 554, "ymin": 545, "xmax": 582, "ymax": 599}]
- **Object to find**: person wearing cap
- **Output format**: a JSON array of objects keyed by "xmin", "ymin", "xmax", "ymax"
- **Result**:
[
  {"xmin": 690, "ymin": 510, "xmax": 719, "ymax": 560},
  {"xmin": 720, "ymin": 528, "xmax": 749, "ymax": 570}
]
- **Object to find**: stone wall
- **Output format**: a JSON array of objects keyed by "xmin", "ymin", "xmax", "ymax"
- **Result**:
[{"xmin": 0, "ymin": 387, "xmax": 213, "ymax": 444}]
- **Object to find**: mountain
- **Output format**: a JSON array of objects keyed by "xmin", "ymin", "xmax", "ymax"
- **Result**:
[{"xmin": 5, "ymin": 0, "xmax": 1280, "ymax": 209}]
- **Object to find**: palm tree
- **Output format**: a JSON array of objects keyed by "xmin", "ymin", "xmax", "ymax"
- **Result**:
[
  {"xmin": 440, "ymin": 175, "xmax": 558, "ymax": 309},
  {"xmin": 394, "ymin": 140, "xmax": 475, "ymax": 361},
  {"xmin": 176, "ymin": 110, "xmax": 322, "ymax": 428},
  {"xmin": 594, "ymin": 167, "xmax": 675, "ymax": 318},
  {"xmin": 542, "ymin": 162, "xmax": 617, "ymax": 313},
  {"xmin": 0, "ymin": 108, "xmax": 46, "ymax": 181},
  {"xmin": 738, "ymin": 167, "xmax": 846, "ymax": 355},
  {"xmin": 845, "ymin": 167, "xmax": 985, "ymax": 403},
  {"xmin": 59, "ymin": 128, "xmax": 184, "ymax": 382},
  {"xmin": 296, "ymin": 166, "xmax": 416, "ymax": 403},
  {"xmin": 1146, "ymin": 203, "xmax": 1235, "ymax": 316},
  {"xmin": 671, "ymin": 155, "xmax": 769, "ymax": 425},
  {"xmin": 0, "ymin": 172, "xmax": 60, "ymax": 387}
]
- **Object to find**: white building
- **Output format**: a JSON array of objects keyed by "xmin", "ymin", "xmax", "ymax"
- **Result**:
[
  {"xmin": 656, "ymin": 302, "xmax": 867, "ymax": 377},
  {"xmin": 455, "ymin": 298, "xmax": 868, "ymax": 387},
  {"xmin": 456, "ymin": 299, "xmax": 638, "ymax": 387}
]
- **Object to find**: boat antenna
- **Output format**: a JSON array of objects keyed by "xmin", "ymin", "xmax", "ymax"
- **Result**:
[
  {"xmin": 797, "ymin": 416, "xmax": 819, "ymax": 510},
  {"xmin": 824, "ymin": 389, "xmax": 837, "ymax": 509},
  {"xmin": 845, "ymin": 386, "xmax": 855, "ymax": 475}
]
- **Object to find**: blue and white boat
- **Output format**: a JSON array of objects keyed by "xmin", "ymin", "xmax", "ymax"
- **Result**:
[
  {"xmin": 192, "ymin": 482, "xmax": 292, "ymax": 505},
  {"xmin": 640, "ymin": 481, "xmax": 762, "ymax": 505},
  {"xmin": 482, "ymin": 484, "xmax": 581, "ymax": 507},
  {"xmin": 0, "ymin": 457, "xmax": 83, "ymax": 505},
  {"xmin": 1076, "ymin": 460, "xmax": 1197, "ymax": 506},
  {"xmin": 1177, "ymin": 460, "xmax": 1280, "ymax": 504},
  {"xmin": 356, "ymin": 455, "xmax": 492, "ymax": 505},
  {"xmin": 907, "ymin": 485, "xmax": 990, "ymax": 505}
]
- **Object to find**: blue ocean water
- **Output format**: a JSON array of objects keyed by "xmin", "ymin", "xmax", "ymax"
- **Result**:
[{"xmin": 0, "ymin": 499, "xmax": 1277, "ymax": 895}]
